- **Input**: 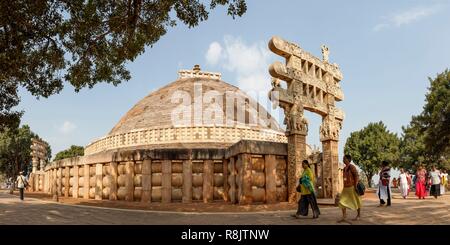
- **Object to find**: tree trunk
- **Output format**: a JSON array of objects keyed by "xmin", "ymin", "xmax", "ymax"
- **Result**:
[{"xmin": 366, "ymin": 173, "xmax": 373, "ymax": 188}]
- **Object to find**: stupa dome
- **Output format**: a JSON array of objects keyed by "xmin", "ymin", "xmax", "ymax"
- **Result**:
[{"xmin": 85, "ymin": 65, "xmax": 286, "ymax": 155}]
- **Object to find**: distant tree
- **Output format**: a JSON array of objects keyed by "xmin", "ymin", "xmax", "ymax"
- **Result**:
[
  {"xmin": 344, "ymin": 121, "xmax": 400, "ymax": 187},
  {"xmin": 418, "ymin": 69, "xmax": 450, "ymax": 162},
  {"xmin": 1, "ymin": 0, "xmax": 247, "ymax": 129},
  {"xmin": 358, "ymin": 169, "xmax": 369, "ymax": 189},
  {"xmin": 399, "ymin": 69, "xmax": 450, "ymax": 170},
  {"xmin": 399, "ymin": 116, "xmax": 427, "ymax": 171},
  {"xmin": 54, "ymin": 145, "xmax": 84, "ymax": 161}
]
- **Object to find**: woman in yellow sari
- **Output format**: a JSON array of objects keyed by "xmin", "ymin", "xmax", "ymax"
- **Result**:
[
  {"xmin": 338, "ymin": 154, "xmax": 362, "ymax": 223},
  {"xmin": 292, "ymin": 160, "xmax": 320, "ymax": 219}
]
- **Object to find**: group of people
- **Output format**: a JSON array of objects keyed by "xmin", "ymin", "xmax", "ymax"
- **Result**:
[
  {"xmin": 399, "ymin": 165, "xmax": 447, "ymax": 199},
  {"xmin": 292, "ymin": 155, "xmax": 449, "ymax": 222},
  {"xmin": 292, "ymin": 155, "xmax": 361, "ymax": 223}
]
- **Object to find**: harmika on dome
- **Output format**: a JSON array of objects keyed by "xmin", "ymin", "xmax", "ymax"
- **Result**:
[{"xmin": 28, "ymin": 65, "xmax": 329, "ymax": 205}]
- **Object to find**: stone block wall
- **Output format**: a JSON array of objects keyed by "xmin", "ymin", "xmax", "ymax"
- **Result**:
[{"xmin": 32, "ymin": 140, "xmax": 290, "ymax": 205}]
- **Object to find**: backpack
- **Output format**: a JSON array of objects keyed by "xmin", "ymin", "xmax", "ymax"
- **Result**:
[{"xmin": 356, "ymin": 181, "xmax": 366, "ymax": 196}]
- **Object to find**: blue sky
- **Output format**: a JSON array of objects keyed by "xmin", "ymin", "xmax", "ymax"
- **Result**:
[{"xmin": 18, "ymin": 0, "xmax": 450, "ymax": 161}]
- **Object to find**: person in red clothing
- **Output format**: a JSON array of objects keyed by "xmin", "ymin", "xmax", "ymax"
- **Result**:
[
  {"xmin": 415, "ymin": 165, "xmax": 427, "ymax": 199},
  {"xmin": 392, "ymin": 178, "xmax": 398, "ymax": 188}
]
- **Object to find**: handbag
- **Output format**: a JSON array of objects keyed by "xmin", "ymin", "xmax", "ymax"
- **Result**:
[{"xmin": 356, "ymin": 181, "xmax": 365, "ymax": 196}]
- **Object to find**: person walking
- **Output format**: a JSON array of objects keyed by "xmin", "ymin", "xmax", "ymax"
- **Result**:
[
  {"xmin": 16, "ymin": 171, "xmax": 27, "ymax": 201},
  {"xmin": 292, "ymin": 160, "xmax": 320, "ymax": 219},
  {"xmin": 337, "ymin": 155, "xmax": 361, "ymax": 223},
  {"xmin": 406, "ymin": 171, "xmax": 412, "ymax": 195},
  {"xmin": 377, "ymin": 161, "xmax": 392, "ymax": 206},
  {"xmin": 399, "ymin": 168, "xmax": 409, "ymax": 199},
  {"xmin": 440, "ymin": 169, "xmax": 448, "ymax": 195},
  {"xmin": 429, "ymin": 166, "xmax": 441, "ymax": 199},
  {"xmin": 415, "ymin": 165, "xmax": 427, "ymax": 199}
]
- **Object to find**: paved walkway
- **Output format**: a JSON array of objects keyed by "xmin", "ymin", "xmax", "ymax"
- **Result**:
[{"xmin": 1, "ymin": 191, "xmax": 449, "ymax": 225}]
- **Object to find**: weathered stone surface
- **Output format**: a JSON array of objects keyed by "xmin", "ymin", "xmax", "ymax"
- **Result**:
[
  {"xmin": 151, "ymin": 173, "xmax": 162, "ymax": 186},
  {"xmin": 264, "ymin": 155, "xmax": 277, "ymax": 204},
  {"xmin": 213, "ymin": 174, "xmax": 224, "ymax": 187},
  {"xmin": 238, "ymin": 154, "xmax": 252, "ymax": 205},
  {"xmin": 64, "ymin": 167, "xmax": 70, "ymax": 197},
  {"xmin": 141, "ymin": 159, "xmax": 151, "ymax": 202},
  {"xmin": 213, "ymin": 163, "xmax": 223, "ymax": 173},
  {"xmin": 252, "ymin": 187, "xmax": 266, "ymax": 203},
  {"xmin": 151, "ymin": 186, "xmax": 162, "ymax": 202},
  {"xmin": 134, "ymin": 187, "xmax": 142, "ymax": 201},
  {"xmin": 172, "ymin": 162, "xmax": 183, "ymax": 173},
  {"xmin": 171, "ymin": 173, "xmax": 183, "ymax": 187},
  {"xmin": 223, "ymin": 159, "xmax": 229, "ymax": 202},
  {"xmin": 110, "ymin": 162, "xmax": 118, "ymax": 200},
  {"xmin": 161, "ymin": 160, "xmax": 171, "ymax": 203},
  {"xmin": 95, "ymin": 163, "xmax": 103, "ymax": 200},
  {"xmin": 182, "ymin": 159, "xmax": 192, "ymax": 203},
  {"xmin": 171, "ymin": 188, "xmax": 182, "ymax": 200},
  {"xmin": 125, "ymin": 161, "xmax": 134, "ymax": 201},
  {"xmin": 134, "ymin": 174, "xmax": 142, "ymax": 187},
  {"xmin": 213, "ymin": 187, "xmax": 225, "ymax": 200},
  {"xmin": 251, "ymin": 172, "xmax": 265, "ymax": 188},
  {"xmin": 287, "ymin": 134, "xmax": 306, "ymax": 203},
  {"xmin": 192, "ymin": 187, "xmax": 202, "ymax": 200},
  {"xmin": 228, "ymin": 157, "xmax": 237, "ymax": 204},
  {"xmin": 73, "ymin": 165, "xmax": 79, "ymax": 198},
  {"xmin": 192, "ymin": 173, "xmax": 203, "ymax": 187},
  {"xmin": 226, "ymin": 140, "xmax": 287, "ymax": 158},
  {"xmin": 134, "ymin": 162, "xmax": 142, "ymax": 174},
  {"xmin": 203, "ymin": 160, "xmax": 214, "ymax": 203},
  {"xmin": 269, "ymin": 36, "xmax": 344, "ymax": 201}
]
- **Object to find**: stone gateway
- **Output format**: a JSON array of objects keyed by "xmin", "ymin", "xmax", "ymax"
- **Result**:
[{"xmin": 268, "ymin": 36, "xmax": 345, "ymax": 201}]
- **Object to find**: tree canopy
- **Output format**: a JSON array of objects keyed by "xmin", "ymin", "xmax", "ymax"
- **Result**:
[
  {"xmin": 0, "ymin": 125, "xmax": 50, "ymax": 180},
  {"xmin": 419, "ymin": 69, "xmax": 450, "ymax": 159},
  {"xmin": 54, "ymin": 145, "xmax": 84, "ymax": 161},
  {"xmin": 1, "ymin": 0, "xmax": 247, "ymax": 129},
  {"xmin": 344, "ymin": 121, "xmax": 400, "ymax": 187},
  {"xmin": 400, "ymin": 69, "xmax": 450, "ymax": 170}
]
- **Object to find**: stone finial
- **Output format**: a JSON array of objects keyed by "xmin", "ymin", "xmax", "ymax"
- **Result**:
[
  {"xmin": 193, "ymin": 64, "xmax": 201, "ymax": 72},
  {"xmin": 321, "ymin": 45, "xmax": 329, "ymax": 63}
]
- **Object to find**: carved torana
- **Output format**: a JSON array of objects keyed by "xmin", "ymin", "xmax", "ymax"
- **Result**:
[{"xmin": 268, "ymin": 36, "xmax": 345, "ymax": 200}]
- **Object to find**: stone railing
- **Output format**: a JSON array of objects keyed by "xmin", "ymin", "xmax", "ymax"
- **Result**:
[
  {"xmin": 85, "ymin": 126, "xmax": 287, "ymax": 155},
  {"xmin": 32, "ymin": 141, "xmax": 289, "ymax": 205}
]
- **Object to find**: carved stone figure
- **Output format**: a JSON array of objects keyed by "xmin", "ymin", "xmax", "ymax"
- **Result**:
[
  {"xmin": 321, "ymin": 45, "xmax": 329, "ymax": 63},
  {"xmin": 271, "ymin": 77, "xmax": 281, "ymax": 88}
]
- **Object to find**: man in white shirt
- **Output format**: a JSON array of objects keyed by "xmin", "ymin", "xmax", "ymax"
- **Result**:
[{"xmin": 16, "ymin": 171, "xmax": 27, "ymax": 200}]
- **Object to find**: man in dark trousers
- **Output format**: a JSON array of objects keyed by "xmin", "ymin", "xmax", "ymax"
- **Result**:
[{"xmin": 16, "ymin": 171, "xmax": 27, "ymax": 200}]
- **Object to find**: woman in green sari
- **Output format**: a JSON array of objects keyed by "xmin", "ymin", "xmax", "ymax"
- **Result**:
[{"xmin": 292, "ymin": 160, "xmax": 320, "ymax": 219}]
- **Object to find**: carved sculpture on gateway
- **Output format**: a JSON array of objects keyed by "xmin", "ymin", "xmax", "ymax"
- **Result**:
[{"xmin": 268, "ymin": 36, "xmax": 345, "ymax": 200}]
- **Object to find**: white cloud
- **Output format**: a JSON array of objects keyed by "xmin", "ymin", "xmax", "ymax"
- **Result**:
[
  {"xmin": 207, "ymin": 36, "xmax": 272, "ymax": 93},
  {"xmin": 204, "ymin": 36, "xmax": 284, "ymax": 128},
  {"xmin": 205, "ymin": 42, "xmax": 223, "ymax": 65},
  {"xmin": 374, "ymin": 4, "xmax": 443, "ymax": 31},
  {"xmin": 59, "ymin": 121, "xmax": 76, "ymax": 134}
]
